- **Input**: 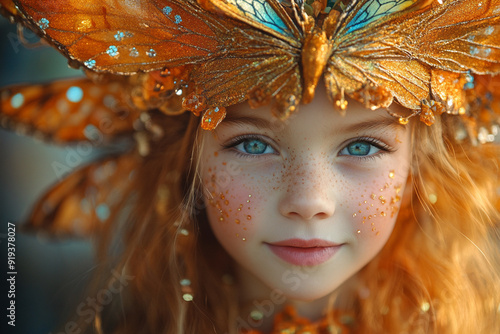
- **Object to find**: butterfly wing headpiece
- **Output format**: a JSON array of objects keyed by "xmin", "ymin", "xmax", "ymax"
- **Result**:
[{"xmin": 2, "ymin": 0, "xmax": 500, "ymax": 129}]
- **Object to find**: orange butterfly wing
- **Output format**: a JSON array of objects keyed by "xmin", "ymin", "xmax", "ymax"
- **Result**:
[
  {"xmin": 325, "ymin": 0, "xmax": 500, "ymax": 118},
  {"xmin": 12, "ymin": 0, "xmax": 307, "ymax": 123},
  {"xmin": 0, "ymin": 0, "xmax": 18, "ymax": 17},
  {"xmin": 0, "ymin": 77, "xmax": 140, "ymax": 142},
  {"xmin": 12, "ymin": 0, "xmax": 220, "ymax": 73},
  {"xmin": 191, "ymin": 0, "xmax": 304, "ymax": 120},
  {"xmin": 408, "ymin": 0, "xmax": 500, "ymax": 74},
  {"xmin": 24, "ymin": 152, "xmax": 140, "ymax": 237}
]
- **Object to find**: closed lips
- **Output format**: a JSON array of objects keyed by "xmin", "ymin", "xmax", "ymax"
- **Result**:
[{"xmin": 266, "ymin": 239, "xmax": 343, "ymax": 266}]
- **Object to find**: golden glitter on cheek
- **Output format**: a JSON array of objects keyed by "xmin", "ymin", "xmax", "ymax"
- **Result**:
[{"xmin": 352, "ymin": 169, "xmax": 404, "ymax": 236}]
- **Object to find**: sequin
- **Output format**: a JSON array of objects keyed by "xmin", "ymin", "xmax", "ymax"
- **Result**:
[
  {"xmin": 484, "ymin": 26, "xmax": 495, "ymax": 35},
  {"xmin": 429, "ymin": 194, "xmax": 438, "ymax": 204},
  {"xmin": 84, "ymin": 59, "xmax": 96, "ymax": 69},
  {"xmin": 114, "ymin": 31, "xmax": 125, "ymax": 41},
  {"xmin": 146, "ymin": 48, "xmax": 157, "ymax": 57},
  {"xmin": 106, "ymin": 45, "xmax": 119, "ymax": 57},
  {"xmin": 162, "ymin": 6, "xmax": 173, "ymax": 16},
  {"xmin": 66, "ymin": 86, "xmax": 84, "ymax": 103},
  {"xmin": 182, "ymin": 293, "xmax": 193, "ymax": 301},
  {"xmin": 180, "ymin": 279, "xmax": 191, "ymax": 286},
  {"xmin": 250, "ymin": 310, "xmax": 264, "ymax": 321},
  {"xmin": 10, "ymin": 93, "xmax": 24, "ymax": 109},
  {"xmin": 175, "ymin": 15, "xmax": 182, "ymax": 24},
  {"xmin": 95, "ymin": 203, "xmax": 110, "ymax": 221},
  {"xmin": 38, "ymin": 18, "xmax": 49, "ymax": 30},
  {"xmin": 129, "ymin": 47, "xmax": 139, "ymax": 57},
  {"xmin": 201, "ymin": 107, "xmax": 227, "ymax": 130}
]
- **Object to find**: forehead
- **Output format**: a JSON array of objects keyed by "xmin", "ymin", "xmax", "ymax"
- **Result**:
[{"xmin": 216, "ymin": 97, "xmax": 406, "ymax": 137}]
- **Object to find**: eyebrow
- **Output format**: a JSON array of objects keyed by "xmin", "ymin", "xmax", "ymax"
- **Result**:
[
  {"xmin": 339, "ymin": 116, "xmax": 407, "ymax": 134},
  {"xmin": 217, "ymin": 112, "xmax": 288, "ymax": 134}
]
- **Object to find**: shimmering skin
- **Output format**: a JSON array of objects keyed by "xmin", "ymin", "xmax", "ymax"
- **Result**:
[{"xmin": 199, "ymin": 86, "xmax": 411, "ymax": 325}]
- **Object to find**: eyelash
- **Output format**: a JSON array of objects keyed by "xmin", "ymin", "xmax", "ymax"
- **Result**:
[
  {"xmin": 222, "ymin": 135, "xmax": 395, "ymax": 160},
  {"xmin": 222, "ymin": 134, "xmax": 277, "ymax": 159},
  {"xmin": 339, "ymin": 136, "xmax": 395, "ymax": 161}
]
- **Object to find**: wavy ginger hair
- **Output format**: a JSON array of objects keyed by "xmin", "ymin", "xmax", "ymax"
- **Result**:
[{"xmin": 79, "ymin": 106, "xmax": 500, "ymax": 334}]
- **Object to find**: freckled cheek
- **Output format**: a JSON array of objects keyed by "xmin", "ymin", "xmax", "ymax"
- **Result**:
[
  {"xmin": 202, "ymin": 165, "xmax": 264, "ymax": 243},
  {"xmin": 347, "ymin": 170, "xmax": 407, "ymax": 238}
]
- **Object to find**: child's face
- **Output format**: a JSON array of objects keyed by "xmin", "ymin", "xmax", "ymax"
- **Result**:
[{"xmin": 199, "ymin": 87, "xmax": 411, "ymax": 301}]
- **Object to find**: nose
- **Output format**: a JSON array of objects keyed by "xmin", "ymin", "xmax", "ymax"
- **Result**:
[{"xmin": 278, "ymin": 162, "xmax": 336, "ymax": 221}]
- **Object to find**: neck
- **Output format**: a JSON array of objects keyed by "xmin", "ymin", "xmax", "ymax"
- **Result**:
[{"xmin": 235, "ymin": 264, "xmax": 358, "ymax": 333}]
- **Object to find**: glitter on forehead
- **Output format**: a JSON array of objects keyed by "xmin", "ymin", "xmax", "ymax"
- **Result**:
[
  {"xmin": 10, "ymin": 93, "xmax": 24, "ymax": 109},
  {"xmin": 66, "ymin": 86, "xmax": 84, "ymax": 103}
]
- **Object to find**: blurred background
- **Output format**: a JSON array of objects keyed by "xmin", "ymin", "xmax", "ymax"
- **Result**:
[{"xmin": 1, "ymin": 15, "xmax": 95, "ymax": 334}]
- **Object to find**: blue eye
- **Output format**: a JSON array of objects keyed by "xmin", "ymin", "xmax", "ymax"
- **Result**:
[
  {"xmin": 231, "ymin": 137, "xmax": 275, "ymax": 156},
  {"xmin": 340, "ymin": 140, "xmax": 381, "ymax": 157}
]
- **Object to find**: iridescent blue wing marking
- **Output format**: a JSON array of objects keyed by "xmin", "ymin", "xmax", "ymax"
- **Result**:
[
  {"xmin": 345, "ymin": 0, "xmax": 417, "ymax": 33},
  {"xmin": 203, "ymin": 0, "xmax": 301, "ymax": 45},
  {"xmin": 230, "ymin": 0, "xmax": 290, "ymax": 34}
]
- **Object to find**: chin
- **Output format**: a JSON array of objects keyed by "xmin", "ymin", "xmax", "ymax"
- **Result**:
[
  {"xmin": 267, "ymin": 276, "xmax": 344, "ymax": 302},
  {"xmin": 281, "ymin": 289, "xmax": 333, "ymax": 302}
]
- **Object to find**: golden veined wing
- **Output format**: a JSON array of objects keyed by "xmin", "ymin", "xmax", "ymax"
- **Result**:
[
  {"xmin": 325, "ymin": 0, "xmax": 500, "ymax": 117},
  {"xmin": 325, "ymin": 0, "xmax": 428, "ymax": 112},
  {"xmin": 0, "ymin": 77, "xmax": 140, "ymax": 142},
  {"xmin": 405, "ymin": 0, "xmax": 500, "ymax": 74},
  {"xmin": 11, "ymin": 0, "xmax": 224, "ymax": 74},
  {"xmin": 24, "ymin": 152, "xmax": 140, "ymax": 238},
  {"xmin": 189, "ymin": 0, "xmax": 304, "ymax": 123}
]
